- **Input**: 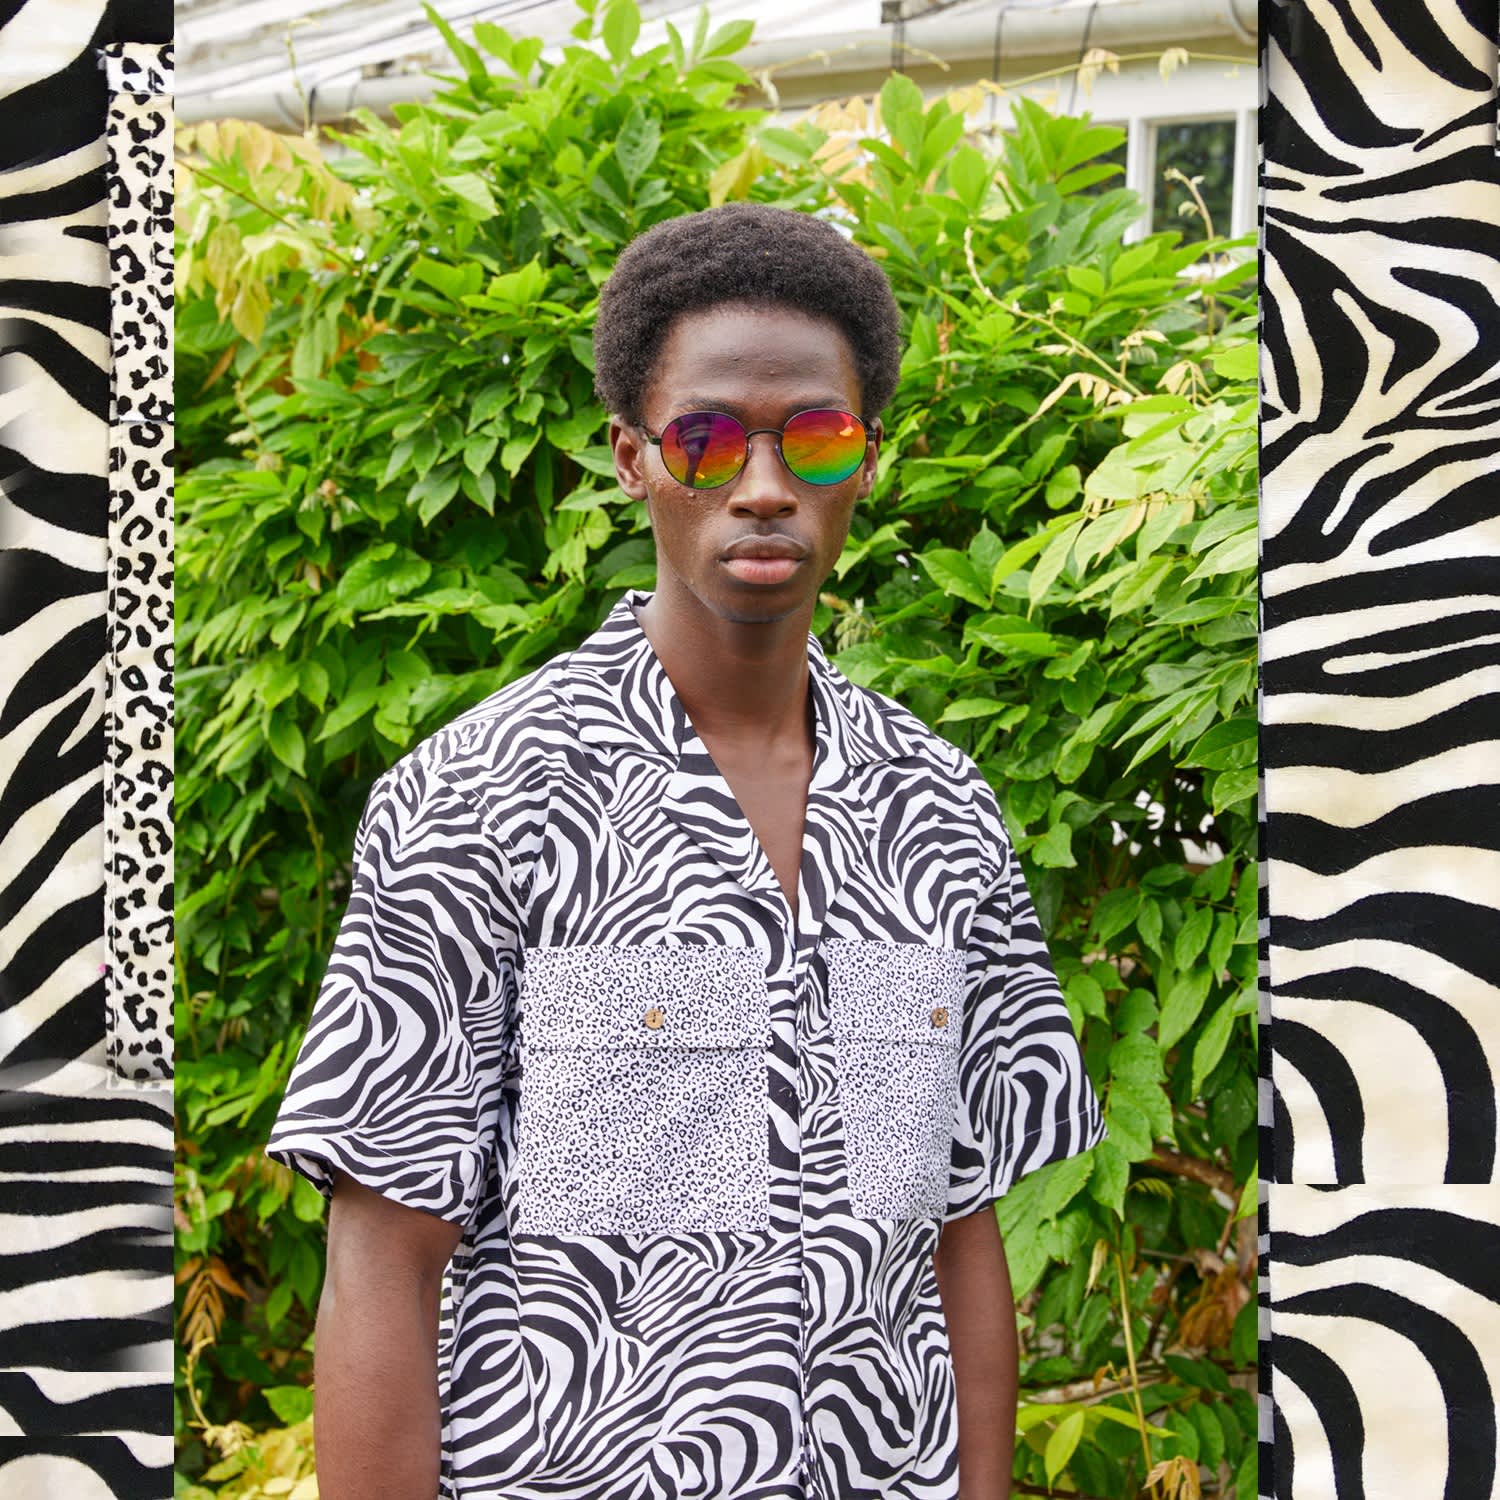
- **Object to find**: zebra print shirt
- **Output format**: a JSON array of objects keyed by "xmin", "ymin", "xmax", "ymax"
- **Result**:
[{"xmin": 265, "ymin": 586, "xmax": 1105, "ymax": 1500}]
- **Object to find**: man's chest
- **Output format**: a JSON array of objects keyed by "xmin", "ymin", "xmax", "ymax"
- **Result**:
[{"xmin": 503, "ymin": 745, "xmax": 988, "ymax": 1237}]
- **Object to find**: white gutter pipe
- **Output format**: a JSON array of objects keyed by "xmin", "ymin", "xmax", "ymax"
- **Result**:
[{"xmin": 177, "ymin": 0, "xmax": 1256, "ymax": 127}]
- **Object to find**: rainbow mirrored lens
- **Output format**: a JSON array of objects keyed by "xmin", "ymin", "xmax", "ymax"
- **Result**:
[
  {"xmin": 656, "ymin": 409, "xmax": 867, "ymax": 488},
  {"xmin": 782, "ymin": 409, "xmax": 866, "ymax": 484},
  {"xmin": 660, "ymin": 411, "xmax": 746, "ymax": 488}
]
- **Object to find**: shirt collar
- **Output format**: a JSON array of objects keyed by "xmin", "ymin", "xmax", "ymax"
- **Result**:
[{"xmin": 559, "ymin": 587, "xmax": 917, "ymax": 768}]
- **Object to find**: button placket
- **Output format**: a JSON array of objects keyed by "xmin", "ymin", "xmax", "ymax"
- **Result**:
[{"xmin": 793, "ymin": 925, "xmax": 819, "ymax": 1500}]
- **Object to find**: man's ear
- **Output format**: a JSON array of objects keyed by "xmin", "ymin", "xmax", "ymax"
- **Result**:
[
  {"xmin": 856, "ymin": 415, "xmax": 883, "ymax": 500},
  {"xmin": 610, "ymin": 415, "xmax": 649, "ymax": 501}
]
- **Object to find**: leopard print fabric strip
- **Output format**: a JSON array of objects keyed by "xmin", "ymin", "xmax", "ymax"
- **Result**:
[{"xmin": 98, "ymin": 42, "xmax": 173, "ymax": 1087}]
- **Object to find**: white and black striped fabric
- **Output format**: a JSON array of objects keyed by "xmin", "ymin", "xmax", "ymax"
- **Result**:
[
  {"xmin": 1261, "ymin": 0, "xmax": 1500, "ymax": 1494},
  {"xmin": 267, "ymin": 587, "xmax": 1105, "ymax": 1500},
  {"xmin": 0, "ymin": 0, "xmax": 172, "ymax": 1492}
]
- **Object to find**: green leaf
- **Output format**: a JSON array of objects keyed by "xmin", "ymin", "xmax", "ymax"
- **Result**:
[
  {"xmin": 1185, "ymin": 716, "xmax": 1257, "ymax": 771},
  {"xmin": 1233, "ymin": 1170, "xmax": 1257, "ymax": 1223},
  {"xmin": 1028, "ymin": 518, "xmax": 1083, "ymax": 606},
  {"xmin": 1174, "ymin": 905, "xmax": 1214, "ymax": 967},
  {"xmin": 473, "ymin": 20, "xmax": 514, "ymax": 64},
  {"xmin": 1066, "ymin": 973, "xmax": 1106, "ymax": 1021},
  {"xmin": 502, "ymin": 430, "xmax": 540, "ymax": 475},
  {"xmin": 266, "ymin": 717, "xmax": 305, "ymax": 777},
  {"xmin": 916, "ymin": 547, "xmax": 990, "ymax": 608},
  {"xmin": 1137, "ymin": 899, "xmax": 1163, "ymax": 953},
  {"xmin": 756, "ymin": 126, "xmax": 813, "ymax": 166},
  {"xmin": 1104, "ymin": 1093, "xmax": 1155, "ymax": 1160},
  {"xmin": 1045, "ymin": 1159, "xmax": 1100, "ymax": 1225},
  {"xmin": 1088, "ymin": 1137, "xmax": 1129, "ymax": 1216},
  {"xmin": 947, "ymin": 144, "xmax": 990, "ymax": 212},
  {"xmin": 299, "ymin": 659, "xmax": 330, "ymax": 711},
  {"xmin": 1044, "ymin": 1408, "xmax": 1086, "ymax": 1484},
  {"xmin": 1212, "ymin": 765, "xmax": 1258, "ymax": 814},
  {"xmin": 1032, "ymin": 821, "xmax": 1075, "ymax": 868},
  {"xmin": 290, "ymin": 1173, "xmax": 325, "ymax": 1224},
  {"xmin": 1093, "ymin": 885, "xmax": 1142, "ymax": 944},
  {"xmin": 701, "ymin": 17, "xmax": 754, "ymax": 57},
  {"xmin": 1045, "ymin": 464, "xmax": 1081, "ymax": 509},
  {"xmin": 264, "ymin": 1384, "xmax": 314, "ymax": 1425},
  {"xmin": 615, "ymin": 104, "xmax": 661, "ymax": 189},
  {"xmin": 937, "ymin": 697, "xmax": 1009, "ymax": 724},
  {"xmin": 1211, "ymin": 341, "xmax": 1257, "ymax": 380},
  {"xmin": 1159, "ymin": 968, "xmax": 1211, "ymax": 1052},
  {"xmin": 1188, "ymin": 524, "xmax": 1257, "ymax": 580},
  {"xmin": 1234, "ymin": 1443, "xmax": 1258, "ymax": 1500},
  {"xmin": 601, "ymin": 0, "xmax": 641, "ymax": 62},
  {"xmin": 964, "ymin": 613, "xmax": 1062, "ymax": 658},
  {"xmin": 1190, "ymin": 997, "xmax": 1237, "ymax": 1095},
  {"xmin": 441, "ymin": 172, "xmax": 498, "ymax": 219},
  {"xmin": 1109, "ymin": 1033, "xmax": 1164, "ymax": 1088}
]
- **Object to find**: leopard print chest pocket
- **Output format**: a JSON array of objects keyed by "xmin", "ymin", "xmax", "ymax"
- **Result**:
[
  {"xmin": 824, "ymin": 940, "xmax": 967, "ymax": 1221},
  {"xmin": 516, "ymin": 944, "xmax": 772, "ymax": 1236}
]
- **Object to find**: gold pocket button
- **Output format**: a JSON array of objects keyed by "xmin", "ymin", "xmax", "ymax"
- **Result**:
[
  {"xmin": 643, "ymin": 1005, "xmax": 666, "ymax": 1030},
  {"xmin": 931, "ymin": 1006, "xmax": 949, "ymax": 1028}
]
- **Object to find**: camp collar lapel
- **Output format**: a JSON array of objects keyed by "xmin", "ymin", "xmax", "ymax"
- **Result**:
[{"xmin": 560, "ymin": 588, "xmax": 919, "ymax": 943}]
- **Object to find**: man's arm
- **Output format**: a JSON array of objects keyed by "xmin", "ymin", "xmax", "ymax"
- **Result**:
[
  {"xmin": 934, "ymin": 1205, "xmax": 1019, "ymax": 1500},
  {"xmin": 314, "ymin": 1170, "xmax": 463, "ymax": 1500}
]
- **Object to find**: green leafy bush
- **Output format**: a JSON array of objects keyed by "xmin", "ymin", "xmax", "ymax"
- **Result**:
[{"xmin": 175, "ymin": 4, "xmax": 1256, "ymax": 1496}]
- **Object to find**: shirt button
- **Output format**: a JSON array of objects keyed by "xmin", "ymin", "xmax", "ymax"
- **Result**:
[
  {"xmin": 643, "ymin": 1006, "xmax": 665, "ymax": 1030},
  {"xmin": 931, "ymin": 1006, "xmax": 949, "ymax": 1028}
]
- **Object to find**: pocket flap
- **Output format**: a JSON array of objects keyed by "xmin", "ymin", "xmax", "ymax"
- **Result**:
[
  {"xmin": 824, "ymin": 940, "xmax": 966, "ymax": 1043},
  {"xmin": 521, "ymin": 943, "xmax": 770, "ymax": 1048}
]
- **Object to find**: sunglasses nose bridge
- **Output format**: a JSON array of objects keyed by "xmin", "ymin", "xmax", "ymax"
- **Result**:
[{"xmin": 735, "ymin": 432, "xmax": 798, "ymax": 501}]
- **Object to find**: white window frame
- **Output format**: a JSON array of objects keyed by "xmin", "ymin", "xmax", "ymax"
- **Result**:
[{"xmin": 1120, "ymin": 108, "xmax": 1256, "ymax": 246}]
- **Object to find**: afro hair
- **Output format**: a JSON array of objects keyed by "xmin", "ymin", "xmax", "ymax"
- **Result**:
[{"xmin": 592, "ymin": 203, "xmax": 904, "ymax": 426}]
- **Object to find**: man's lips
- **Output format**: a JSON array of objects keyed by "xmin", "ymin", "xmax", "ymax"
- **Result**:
[
  {"xmin": 720, "ymin": 535, "xmax": 807, "ymax": 561},
  {"xmin": 719, "ymin": 536, "xmax": 806, "ymax": 585}
]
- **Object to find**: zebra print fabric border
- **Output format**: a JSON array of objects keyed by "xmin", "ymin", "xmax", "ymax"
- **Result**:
[
  {"xmin": 1262, "ymin": 0, "xmax": 1500, "ymax": 1494},
  {"xmin": 0, "ymin": 1, "xmax": 173, "ymax": 1492}
]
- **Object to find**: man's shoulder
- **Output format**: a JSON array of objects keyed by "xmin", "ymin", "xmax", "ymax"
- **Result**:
[
  {"xmin": 831, "ymin": 667, "xmax": 979, "ymax": 783},
  {"xmin": 378, "ymin": 652, "xmax": 571, "ymax": 813},
  {"xmin": 830, "ymin": 667, "xmax": 1009, "ymax": 865}
]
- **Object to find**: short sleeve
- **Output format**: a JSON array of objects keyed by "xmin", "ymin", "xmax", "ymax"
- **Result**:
[
  {"xmin": 264, "ymin": 754, "xmax": 518, "ymax": 1226},
  {"xmin": 944, "ymin": 778, "xmax": 1106, "ymax": 1224}
]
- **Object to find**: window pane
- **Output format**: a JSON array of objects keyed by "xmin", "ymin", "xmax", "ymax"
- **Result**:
[{"xmin": 1151, "ymin": 119, "xmax": 1236, "ymax": 241}]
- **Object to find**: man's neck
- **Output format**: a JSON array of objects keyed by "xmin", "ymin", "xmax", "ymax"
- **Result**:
[{"xmin": 632, "ymin": 586, "xmax": 814, "ymax": 757}]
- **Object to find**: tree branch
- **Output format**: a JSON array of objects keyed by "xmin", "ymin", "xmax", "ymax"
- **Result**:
[{"xmin": 1149, "ymin": 1148, "xmax": 1235, "ymax": 1197}]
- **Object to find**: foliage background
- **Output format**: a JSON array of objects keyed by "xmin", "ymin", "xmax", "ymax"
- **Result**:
[{"xmin": 174, "ymin": 4, "xmax": 1258, "ymax": 1496}]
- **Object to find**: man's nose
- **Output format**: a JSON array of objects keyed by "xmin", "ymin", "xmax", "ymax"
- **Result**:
[{"xmin": 731, "ymin": 432, "xmax": 796, "ymax": 509}]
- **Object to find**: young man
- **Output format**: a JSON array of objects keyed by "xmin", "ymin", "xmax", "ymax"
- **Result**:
[{"xmin": 266, "ymin": 202, "xmax": 1105, "ymax": 1500}]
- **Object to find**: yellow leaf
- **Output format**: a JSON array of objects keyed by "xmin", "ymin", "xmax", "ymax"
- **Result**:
[
  {"xmin": 708, "ymin": 144, "xmax": 765, "ymax": 207},
  {"xmin": 1077, "ymin": 46, "xmax": 1120, "ymax": 98},
  {"xmin": 240, "ymin": 122, "xmax": 274, "ymax": 177},
  {"xmin": 1159, "ymin": 45, "xmax": 1190, "ymax": 81},
  {"xmin": 1085, "ymin": 1236, "xmax": 1110, "ymax": 1294},
  {"xmin": 230, "ymin": 280, "xmax": 270, "ymax": 344},
  {"xmin": 943, "ymin": 85, "xmax": 984, "ymax": 118}
]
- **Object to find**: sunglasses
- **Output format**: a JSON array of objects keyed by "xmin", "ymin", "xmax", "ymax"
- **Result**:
[{"xmin": 637, "ymin": 408, "xmax": 873, "ymax": 489}]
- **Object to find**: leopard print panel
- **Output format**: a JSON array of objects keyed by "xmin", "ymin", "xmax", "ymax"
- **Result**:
[
  {"xmin": 99, "ymin": 43, "xmax": 173, "ymax": 1086},
  {"xmin": 823, "ymin": 941, "xmax": 967, "ymax": 1220},
  {"xmin": 101, "ymin": 44, "xmax": 172, "ymax": 429},
  {"xmin": 517, "ymin": 945, "xmax": 773, "ymax": 1235}
]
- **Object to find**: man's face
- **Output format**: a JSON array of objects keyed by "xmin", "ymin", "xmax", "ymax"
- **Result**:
[{"xmin": 609, "ymin": 301, "xmax": 883, "ymax": 624}]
